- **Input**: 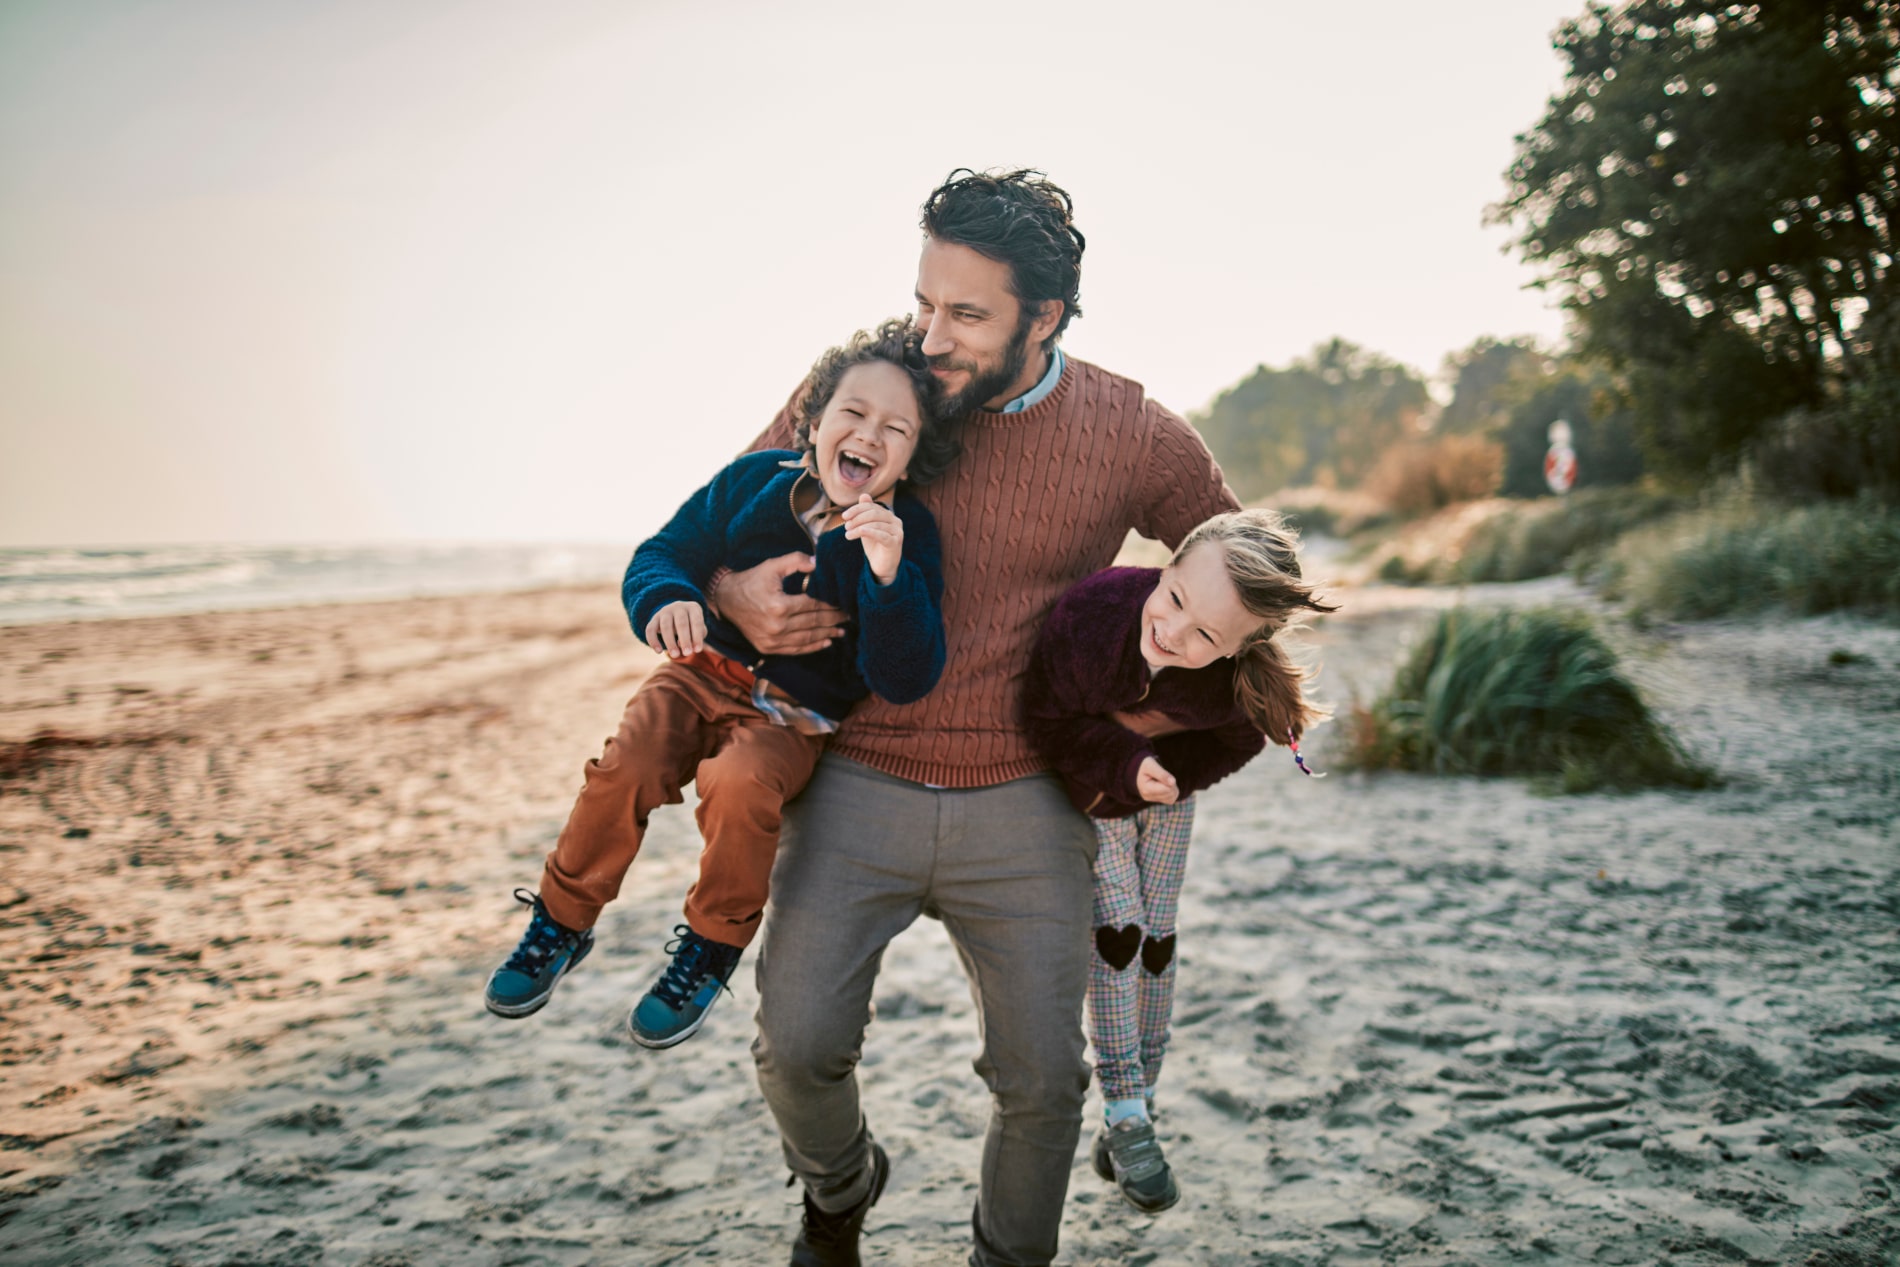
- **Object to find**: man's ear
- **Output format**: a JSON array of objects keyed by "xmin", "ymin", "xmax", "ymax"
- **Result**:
[{"xmin": 1027, "ymin": 299, "xmax": 1063, "ymax": 348}]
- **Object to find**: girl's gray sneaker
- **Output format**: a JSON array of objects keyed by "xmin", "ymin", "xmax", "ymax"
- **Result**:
[{"xmin": 1091, "ymin": 1117, "xmax": 1181, "ymax": 1213}]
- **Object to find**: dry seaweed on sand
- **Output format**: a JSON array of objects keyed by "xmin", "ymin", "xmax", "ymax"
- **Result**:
[{"xmin": 1343, "ymin": 605, "xmax": 1712, "ymax": 792}]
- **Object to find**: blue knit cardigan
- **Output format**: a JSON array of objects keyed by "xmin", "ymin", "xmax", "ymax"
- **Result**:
[{"xmin": 622, "ymin": 449, "xmax": 946, "ymax": 720}]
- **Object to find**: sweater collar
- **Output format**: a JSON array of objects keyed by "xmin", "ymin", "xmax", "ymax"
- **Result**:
[{"xmin": 963, "ymin": 349, "xmax": 1076, "ymax": 428}]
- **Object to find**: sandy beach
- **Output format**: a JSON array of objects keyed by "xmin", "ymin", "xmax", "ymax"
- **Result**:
[{"xmin": 1, "ymin": 572, "xmax": 1896, "ymax": 1265}]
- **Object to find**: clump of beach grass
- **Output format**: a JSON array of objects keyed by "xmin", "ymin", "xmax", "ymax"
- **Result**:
[
  {"xmin": 1453, "ymin": 486, "xmax": 1684, "ymax": 584},
  {"xmin": 1603, "ymin": 496, "xmax": 1900, "ymax": 622},
  {"xmin": 1343, "ymin": 606, "xmax": 1711, "ymax": 792}
]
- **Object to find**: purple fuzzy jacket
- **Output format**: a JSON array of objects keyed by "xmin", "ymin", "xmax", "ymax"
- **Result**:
[{"xmin": 1023, "ymin": 566, "xmax": 1268, "ymax": 819}]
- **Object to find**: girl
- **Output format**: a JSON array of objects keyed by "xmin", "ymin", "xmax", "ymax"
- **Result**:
[{"xmin": 1023, "ymin": 509, "xmax": 1335, "ymax": 1213}]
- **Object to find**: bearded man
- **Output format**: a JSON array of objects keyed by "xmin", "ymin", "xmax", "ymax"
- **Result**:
[{"xmin": 713, "ymin": 168, "xmax": 1239, "ymax": 1267}]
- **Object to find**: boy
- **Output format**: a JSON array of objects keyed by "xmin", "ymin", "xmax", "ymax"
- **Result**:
[{"xmin": 484, "ymin": 318, "xmax": 953, "ymax": 1048}]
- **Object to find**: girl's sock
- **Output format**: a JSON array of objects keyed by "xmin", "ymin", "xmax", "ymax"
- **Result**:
[{"xmin": 1104, "ymin": 1097, "xmax": 1149, "ymax": 1128}]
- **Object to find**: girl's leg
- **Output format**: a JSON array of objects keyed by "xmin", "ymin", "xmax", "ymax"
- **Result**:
[
  {"xmin": 1132, "ymin": 798, "xmax": 1196, "ymax": 1099},
  {"xmin": 1086, "ymin": 815, "xmax": 1147, "ymax": 1106}
]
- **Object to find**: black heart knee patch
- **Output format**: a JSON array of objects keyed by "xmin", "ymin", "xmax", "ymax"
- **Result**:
[
  {"xmin": 1094, "ymin": 924, "xmax": 1142, "ymax": 971},
  {"xmin": 1140, "ymin": 933, "xmax": 1176, "ymax": 974}
]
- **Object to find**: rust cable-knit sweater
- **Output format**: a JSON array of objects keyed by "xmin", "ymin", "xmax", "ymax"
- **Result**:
[{"xmin": 751, "ymin": 355, "xmax": 1239, "ymax": 788}]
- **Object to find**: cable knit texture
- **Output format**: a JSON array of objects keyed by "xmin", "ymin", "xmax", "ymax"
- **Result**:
[{"xmin": 753, "ymin": 358, "xmax": 1238, "ymax": 787}]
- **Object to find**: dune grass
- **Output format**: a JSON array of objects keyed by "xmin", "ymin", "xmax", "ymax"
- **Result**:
[
  {"xmin": 1343, "ymin": 606, "xmax": 1711, "ymax": 792},
  {"xmin": 1604, "ymin": 496, "xmax": 1900, "ymax": 621},
  {"xmin": 1452, "ymin": 486, "xmax": 1684, "ymax": 584}
]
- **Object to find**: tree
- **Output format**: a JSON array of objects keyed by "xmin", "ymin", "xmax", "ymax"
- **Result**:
[
  {"xmin": 1440, "ymin": 337, "xmax": 1553, "ymax": 435},
  {"xmin": 1491, "ymin": 1, "xmax": 1898, "ymax": 482},
  {"xmin": 1192, "ymin": 339, "xmax": 1430, "ymax": 499}
]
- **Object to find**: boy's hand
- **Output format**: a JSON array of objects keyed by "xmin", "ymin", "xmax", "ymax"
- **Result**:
[
  {"xmin": 646, "ymin": 600, "xmax": 707, "ymax": 660},
  {"xmin": 1136, "ymin": 756, "xmax": 1179, "ymax": 805},
  {"xmin": 713, "ymin": 553, "xmax": 847, "ymax": 655},
  {"xmin": 842, "ymin": 495, "xmax": 904, "ymax": 586}
]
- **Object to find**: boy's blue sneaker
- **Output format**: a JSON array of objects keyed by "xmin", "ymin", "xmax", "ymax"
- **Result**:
[
  {"xmin": 484, "ymin": 889, "xmax": 595, "ymax": 1018},
  {"xmin": 628, "ymin": 925, "xmax": 744, "ymax": 1049}
]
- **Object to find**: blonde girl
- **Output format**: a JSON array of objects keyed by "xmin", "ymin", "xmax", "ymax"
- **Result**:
[{"xmin": 1023, "ymin": 509, "xmax": 1334, "ymax": 1212}]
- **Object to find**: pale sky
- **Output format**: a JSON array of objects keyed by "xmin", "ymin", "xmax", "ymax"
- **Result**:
[{"xmin": 0, "ymin": 0, "xmax": 1579, "ymax": 548}]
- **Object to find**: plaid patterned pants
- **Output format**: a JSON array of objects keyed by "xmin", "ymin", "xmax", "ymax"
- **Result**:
[{"xmin": 1086, "ymin": 797, "xmax": 1195, "ymax": 1103}]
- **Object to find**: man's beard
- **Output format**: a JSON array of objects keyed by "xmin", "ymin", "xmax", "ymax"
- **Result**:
[{"xmin": 929, "ymin": 317, "xmax": 1036, "ymax": 418}]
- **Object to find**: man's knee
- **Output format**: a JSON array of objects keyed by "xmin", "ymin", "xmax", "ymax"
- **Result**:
[
  {"xmin": 973, "ymin": 1016, "xmax": 1090, "ymax": 1118},
  {"xmin": 752, "ymin": 993, "xmax": 867, "ymax": 1087}
]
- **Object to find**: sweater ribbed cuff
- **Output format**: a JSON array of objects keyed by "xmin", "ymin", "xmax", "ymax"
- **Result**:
[{"xmin": 827, "ymin": 741, "xmax": 1049, "ymax": 791}]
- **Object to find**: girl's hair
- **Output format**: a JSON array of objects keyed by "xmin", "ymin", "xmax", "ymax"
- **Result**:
[
  {"xmin": 1172, "ymin": 509, "xmax": 1339, "ymax": 743},
  {"xmin": 794, "ymin": 317, "xmax": 962, "ymax": 487}
]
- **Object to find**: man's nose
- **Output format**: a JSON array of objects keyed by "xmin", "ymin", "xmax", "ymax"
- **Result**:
[{"xmin": 918, "ymin": 313, "xmax": 952, "ymax": 358}]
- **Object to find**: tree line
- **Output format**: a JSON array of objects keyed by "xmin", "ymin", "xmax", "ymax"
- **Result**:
[{"xmin": 1196, "ymin": 0, "xmax": 1896, "ymax": 507}]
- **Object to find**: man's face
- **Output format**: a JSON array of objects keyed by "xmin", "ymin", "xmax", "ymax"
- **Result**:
[{"xmin": 914, "ymin": 238, "xmax": 1041, "ymax": 417}]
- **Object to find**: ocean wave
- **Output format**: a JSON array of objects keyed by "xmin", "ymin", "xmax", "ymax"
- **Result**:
[{"xmin": 0, "ymin": 544, "xmax": 628, "ymax": 625}]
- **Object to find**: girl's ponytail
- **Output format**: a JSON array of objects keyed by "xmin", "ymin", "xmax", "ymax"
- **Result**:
[
  {"xmin": 1233, "ymin": 635, "xmax": 1328, "ymax": 743},
  {"xmin": 1172, "ymin": 509, "xmax": 1337, "ymax": 744}
]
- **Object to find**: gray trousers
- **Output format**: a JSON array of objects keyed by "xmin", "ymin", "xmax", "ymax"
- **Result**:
[{"xmin": 751, "ymin": 753, "xmax": 1097, "ymax": 1267}]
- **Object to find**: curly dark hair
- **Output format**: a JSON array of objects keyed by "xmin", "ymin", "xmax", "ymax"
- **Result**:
[
  {"xmin": 920, "ymin": 168, "xmax": 1085, "ymax": 353},
  {"xmin": 793, "ymin": 317, "xmax": 961, "ymax": 488}
]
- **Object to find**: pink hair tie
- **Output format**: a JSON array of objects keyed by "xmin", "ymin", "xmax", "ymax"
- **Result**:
[{"xmin": 1288, "ymin": 729, "xmax": 1324, "ymax": 777}]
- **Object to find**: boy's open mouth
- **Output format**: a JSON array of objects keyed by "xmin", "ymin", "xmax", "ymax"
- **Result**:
[{"xmin": 837, "ymin": 450, "xmax": 877, "ymax": 489}]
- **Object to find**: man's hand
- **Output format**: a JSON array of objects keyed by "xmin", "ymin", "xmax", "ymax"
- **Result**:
[
  {"xmin": 646, "ymin": 600, "xmax": 707, "ymax": 660},
  {"xmin": 843, "ymin": 495, "xmax": 904, "ymax": 586},
  {"xmin": 1111, "ymin": 709, "xmax": 1188, "ymax": 739},
  {"xmin": 1136, "ymin": 756, "xmax": 1179, "ymax": 805},
  {"xmin": 711, "ymin": 551, "xmax": 847, "ymax": 656}
]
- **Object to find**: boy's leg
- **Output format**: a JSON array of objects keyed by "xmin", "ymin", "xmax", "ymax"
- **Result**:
[
  {"xmin": 931, "ymin": 773, "xmax": 1096, "ymax": 1267},
  {"xmin": 1085, "ymin": 815, "xmax": 1148, "ymax": 1106},
  {"xmin": 681, "ymin": 723, "xmax": 825, "ymax": 949},
  {"xmin": 1132, "ymin": 799, "xmax": 1195, "ymax": 1094},
  {"xmin": 538, "ymin": 661, "xmax": 739, "ymax": 931},
  {"xmin": 753, "ymin": 756, "xmax": 931, "ymax": 1213}
]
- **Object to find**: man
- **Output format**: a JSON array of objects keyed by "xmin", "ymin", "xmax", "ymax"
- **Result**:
[{"xmin": 712, "ymin": 169, "xmax": 1239, "ymax": 1267}]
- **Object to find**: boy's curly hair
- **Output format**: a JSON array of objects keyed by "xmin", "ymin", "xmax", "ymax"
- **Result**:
[{"xmin": 794, "ymin": 317, "xmax": 961, "ymax": 487}]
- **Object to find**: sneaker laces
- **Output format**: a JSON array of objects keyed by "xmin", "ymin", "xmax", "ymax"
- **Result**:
[
  {"xmin": 799, "ymin": 1192, "xmax": 857, "ymax": 1249},
  {"xmin": 501, "ymin": 888, "xmax": 574, "ymax": 974},
  {"xmin": 649, "ymin": 925, "xmax": 731, "ymax": 1010}
]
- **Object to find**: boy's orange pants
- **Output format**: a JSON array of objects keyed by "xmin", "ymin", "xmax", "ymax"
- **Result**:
[{"xmin": 537, "ymin": 655, "xmax": 825, "ymax": 948}]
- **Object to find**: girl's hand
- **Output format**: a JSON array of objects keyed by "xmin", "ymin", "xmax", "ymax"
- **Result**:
[
  {"xmin": 843, "ymin": 494, "xmax": 904, "ymax": 585},
  {"xmin": 646, "ymin": 600, "xmax": 707, "ymax": 659},
  {"xmin": 1136, "ymin": 756, "xmax": 1179, "ymax": 804}
]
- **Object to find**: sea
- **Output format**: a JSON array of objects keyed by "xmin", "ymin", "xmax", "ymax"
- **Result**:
[{"xmin": 0, "ymin": 543, "xmax": 633, "ymax": 626}]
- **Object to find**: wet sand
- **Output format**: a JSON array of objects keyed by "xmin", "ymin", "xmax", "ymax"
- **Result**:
[{"xmin": 1, "ymin": 575, "xmax": 1896, "ymax": 1265}]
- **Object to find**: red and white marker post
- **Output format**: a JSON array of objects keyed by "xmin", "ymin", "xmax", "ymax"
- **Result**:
[{"xmin": 1544, "ymin": 420, "xmax": 1578, "ymax": 495}]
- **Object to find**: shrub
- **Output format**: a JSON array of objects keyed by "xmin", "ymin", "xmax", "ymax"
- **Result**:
[
  {"xmin": 1606, "ymin": 497, "xmax": 1900, "ymax": 621},
  {"xmin": 1362, "ymin": 435, "xmax": 1504, "ymax": 519},
  {"xmin": 1342, "ymin": 607, "xmax": 1711, "ymax": 792},
  {"xmin": 1453, "ymin": 486, "xmax": 1685, "ymax": 583},
  {"xmin": 1752, "ymin": 308, "xmax": 1900, "ymax": 502},
  {"xmin": 1267, "ymin": 485, "xmax": 1392, "ymax": 538}
]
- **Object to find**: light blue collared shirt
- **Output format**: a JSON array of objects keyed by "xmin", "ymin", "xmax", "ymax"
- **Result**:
[{"xmin": 999, "ymin": 345, "xmax": 1065, "ymax": 414}]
